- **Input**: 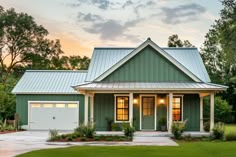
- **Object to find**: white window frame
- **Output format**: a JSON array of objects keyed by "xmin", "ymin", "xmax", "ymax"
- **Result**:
[
  {"xmin": 172, "ymin": 95, "xmax": 184, "ymax": 122},
  {"xmin": 28, "ymin": 101, "xmax": 79, "ymax": 130},
  {"xmin": 114, "ymin": 94, "xmax": 130, "ymax": 123}
]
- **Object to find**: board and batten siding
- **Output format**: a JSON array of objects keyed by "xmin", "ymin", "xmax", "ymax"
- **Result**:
[
  {"xmin": 103, "ymin": 46, "xmax": 194, "ymax": 82},
  {"xmin": 16, "ymin": 94, "xmax": 84, "ymax": 126},
  {"xmin": 183, "ymin": 94, "xmax": 200, "ymax": 131}
]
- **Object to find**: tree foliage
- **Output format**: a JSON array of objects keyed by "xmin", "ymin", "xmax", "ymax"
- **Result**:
[
  {"xmin": 168, "ymin": 34, "xmax": 195, "ymax": 48},
  {"xmin": 203, "ymin": 96, "xmax": 233, "ymax": 123},
  {"xmin": 0, "ymin": 6, "xmax": 90, "ymax": 83},
  {"xmin": 201, "ymin": 0, "xmax": 236, "ymax": 83}
]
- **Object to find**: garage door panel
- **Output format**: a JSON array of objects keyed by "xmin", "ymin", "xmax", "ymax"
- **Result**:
[{"xmin": 29, "ymin": 102, "xmax": 79, "ymax": 130}]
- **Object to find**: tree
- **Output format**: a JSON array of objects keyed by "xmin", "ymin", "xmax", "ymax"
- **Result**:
[
  {"xmin": 203, "ymin": 96, "xmax": 233, "ymax": 123},
  {"xmin": 0, "ymin": 6, "xmax": 67, "ymax": 84},
  {"xmin": 201, "ymin": 0, "xmax": 236, "ymax": 122},
  {"xmin": 201, "ymin": 0, "xmax": 236, "ymax": 83},
  {"xmin": 168, "ymin": 34, "xmax": 195, "ymax": 48}
]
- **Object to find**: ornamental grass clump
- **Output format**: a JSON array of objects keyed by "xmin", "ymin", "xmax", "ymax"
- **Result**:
[
  {"xmin": 74, "ymin": 122, "xmax": 95, "ymax": 138},
  {"xmin": 122, "ymin": 123, "xmax": 135, "ymax": 139},
  {"xmin": 171, "ymin": 120, "xmax": 187, "ymax": 139},
  {"xmin": 212, "ymin": 122, "xmax": 225, "ymax": 140}
]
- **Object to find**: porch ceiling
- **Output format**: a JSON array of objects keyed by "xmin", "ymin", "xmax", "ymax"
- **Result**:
[{"xmin": 72, "ymin": 82, "xmax": 227, "ymax": 92}]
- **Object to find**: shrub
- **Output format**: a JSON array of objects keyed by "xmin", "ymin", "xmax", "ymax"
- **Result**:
[
  {"xmin": 159, "ymin": 117, "xmax": 167, "ymax": 131},
  {"xmin": 74, "ymin": 122, "xmax": 95, "ymax": 138},
  {"xmin": 105, "ymin": 117, "xmax": 113, "ymax": 131},
  {"xmin": 122, "ymin": 123, "xmax": 135, "ymax": 138},
  {"xmin": 111, "ymin": 123, "xmax": 121, "ymax": 131},
  {"xmin": 94, "ymin": 136, "xmax": 101, "ymax": 141},
  {"xmin": 80, "ymin": 137, "xmax": 87, "ymax": 141},
  {"xmin": 105, "ymin": 137, "xmax": 113, "ymax": 141},
  {"xmin": 204, "ymin": 121, "xmax": 210, "ymax": 132},
  {"xmin": 225, "ymin": 132, "xmax": 236, "ymax": 141},
  {"xmin": 66, "ymin": 136, "xmax": 73, "ymax": 141},
  {"xmin": 171, "ymin": 120, "xmax": 187, "ymax": 139},
  {"xmin": 48, "ymin": 129, "xmax": 59, "ymax": 141},
  {"xmin": 212, "ymin": 122, "xmax": 224, "ymax": 140}
]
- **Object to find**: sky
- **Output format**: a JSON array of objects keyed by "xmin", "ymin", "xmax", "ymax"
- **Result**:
[{"xmin": 1, "ymin": 0, "xmax": 223, "ymax": 57}]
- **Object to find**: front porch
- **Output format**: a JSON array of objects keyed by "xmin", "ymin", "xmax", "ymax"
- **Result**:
[
  {"xmin": 73, "ymin": 82, "xmax": 226, "ymax": 133},
  {"xmin": 81, "ymin": 91, "xmax": 216, "ymax": 133}
]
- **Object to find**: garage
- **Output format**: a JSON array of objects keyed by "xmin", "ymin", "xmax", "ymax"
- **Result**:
[{"xmin": 29, "ymin": 101, "xmax": 79, "ymax": 130}]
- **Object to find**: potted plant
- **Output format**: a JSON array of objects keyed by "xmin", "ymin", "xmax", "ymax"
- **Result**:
[{"xmin": 159, "ymin": 117, "xmax": 167, "ymax": 131}]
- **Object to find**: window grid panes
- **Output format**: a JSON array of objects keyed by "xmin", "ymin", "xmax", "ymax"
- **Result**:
[
  {"xmin": 116, "ymin": 96, "xmax": 129, "ymax": 121},
  {"xmin": 172, "ymin": 97, "xmax": 182, "ymax": 121},
  {"xmin": 142, "ymin": 97, "xmax": 154, "ymax": 116}
]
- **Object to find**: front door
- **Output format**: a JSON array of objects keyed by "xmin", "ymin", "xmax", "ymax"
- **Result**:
[{"xmin": 142, "ymin": 96, "xmax": 155, "ymax": 130}]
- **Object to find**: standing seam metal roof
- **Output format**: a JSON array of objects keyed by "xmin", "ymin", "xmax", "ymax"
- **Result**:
[{"xmin": 12, "ymin": 70, "xmax": 87, "ymax": 94}]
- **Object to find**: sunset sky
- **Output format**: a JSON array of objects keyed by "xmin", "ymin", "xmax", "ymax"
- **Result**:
[{"xmin": 1, "ymin": 0, "xmax": 223, "ymax": 57}]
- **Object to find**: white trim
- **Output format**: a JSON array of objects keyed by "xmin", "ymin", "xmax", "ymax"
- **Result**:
[
  {"xmin": 139, "ymin": 94, "xmax": 157, "ymax": 130},
  {"xmin": 94, "ymin": 39, "xmax": 201, "ymax": 82},
  {"xmin": 28, "ymin": 101, "xmax": 79, "ymax": 130},
  {"xmin": 210, "ymin": 93, "xmax": 214, "ymax": 131},
  {"xmin": 114, "ymin": 94, "xmax": 130, "ymax": 123},
  {"xmin": 84, "ymin": 94, "xmax": 89, "ymax": 125},
  {"xmin": 168, "ymin": 93, "xmax": 173, "ymax": 133},
  {"xmin": 90, "ymin": 95, "xmax": 94, "ymax": 123}
]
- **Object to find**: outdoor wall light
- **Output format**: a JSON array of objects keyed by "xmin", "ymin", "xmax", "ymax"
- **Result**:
[
  {"xmin": 159, "ymin": 99, "xmax": 165, "ymax": 104},
  {"xmin": 133, "ymin": 98, "xmax": 138, "ymax": 104}
]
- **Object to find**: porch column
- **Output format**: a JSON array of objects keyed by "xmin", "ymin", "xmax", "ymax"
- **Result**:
[
  {"xmin": 90, "ymin": 94, "xmax": 94, "ymax": 123},
  {"xmin": 168, "ymin": 93, "xmax": 173, "ymax": 133},
  {"xmin": 129, "ymin": 93, "xmax": 133, "ymax": 126},
  {"xmin": 84, "ymin": 94, "xmax": 89, "ymax": 125},
  {"xmin": 200, "ymin": 96, "xmax": 204, "ymax": 132},
  {"xmin": 210, "ymin": 93, "xmax": 215, "ymax": 131}
]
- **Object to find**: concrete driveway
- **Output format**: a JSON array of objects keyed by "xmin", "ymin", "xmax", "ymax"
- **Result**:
[{"xmin": 0, "ymin": 131, "xmax": 68, "ymax": 157}]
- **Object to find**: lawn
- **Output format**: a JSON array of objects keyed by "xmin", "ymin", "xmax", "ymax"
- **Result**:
[
  {"xmin": 225, "ymin": 124, "xmax": 236, "ymax": 134},
  {"xmin": 17, "ymin": 142, "xmax": 236, "ymax": 157}
]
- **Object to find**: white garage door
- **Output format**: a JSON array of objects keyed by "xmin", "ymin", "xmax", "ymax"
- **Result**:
[{"xmin": 29, "ymin": 101, "xmax": 79, "ymax": 130}]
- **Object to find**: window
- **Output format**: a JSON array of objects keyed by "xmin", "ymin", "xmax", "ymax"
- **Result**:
[
  {"xmin": 142, "ymin": 97, "xmax": 154, "ymax": 116},
  {"xmin": 31, "ymin": 104, "xmax": 41, "ymax": 108},
  {"xmin": 172, "ymin": 97, "xmax": 182, "ymax": 121},
  {"xmin": 116, "ymin": 96, "xmax": 129, "ymax": 121},
  {"xmin": 43, "ymin": 104, "xmax": 53, "ymax": 108},
  {"xmin": 68, "ymin": 104, "xmax": 78, "ymax": 108},
  {"xmin": 56, "ymin": 104, "xmax": 65, "ymax": 108}
]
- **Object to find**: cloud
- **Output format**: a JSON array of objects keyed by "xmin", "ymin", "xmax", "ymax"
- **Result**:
[
  {"xmin": 69, "ymin": 0, "xmax": 112, "ymax": 10},
  {"xmin": 159, "ymin": 3, "xmax": 206, "ymax": 24},
  {"xmin": 122, "ymin": 0, "xmax": 134, "ymax": 9},
  {"xmin": 77, "ymin": 12, "xmax": 104, "ymax": 22},
  {"xmin": 83, "ymin": 19, "xmax": 142, "ymax": 42}
]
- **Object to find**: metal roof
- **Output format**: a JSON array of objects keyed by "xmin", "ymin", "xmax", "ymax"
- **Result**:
[
  {"xmin": 85, "ymin": 47, "xmax": 210, "ymax": 82},
  {"xmin": 12, "ymin": 70, "xmax": 87, "ymax": 94},
  {"xmin": 73, "ymin": 82, "xmax": 227, "ymax": 91}
]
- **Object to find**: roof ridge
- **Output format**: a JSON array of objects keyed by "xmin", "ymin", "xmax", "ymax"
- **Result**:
[{"xmin": 26, "ymin": 70, "xmax": 88, "ymax": 73}]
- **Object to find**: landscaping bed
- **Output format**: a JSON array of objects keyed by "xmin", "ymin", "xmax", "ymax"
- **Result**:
[
  {"xmin": 48, "ymin": 122, "xmax": 135, "ymax": 142},
  {"xmin": 0, "ymin": 130, "xmax": 24, "ymax": 134},
  {"xmin": 48, "ymin": 133, "xmax": 132, "ymax": 142}
]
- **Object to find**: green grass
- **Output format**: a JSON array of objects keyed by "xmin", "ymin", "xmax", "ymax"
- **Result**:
[
  {"xmin": 17, "ymin": 142, "xmax": 236, "ymax": 157},
  {"xmin": 225, "ymin": 124, "xmax": 236, "ymax": 134}
]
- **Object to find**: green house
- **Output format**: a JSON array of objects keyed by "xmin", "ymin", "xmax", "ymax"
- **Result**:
[{"xmin": 12, "ymin": 38, "xmax": 227, "ymax": 132}]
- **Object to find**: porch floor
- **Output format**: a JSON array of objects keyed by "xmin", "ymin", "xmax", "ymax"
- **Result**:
[{"xmin": 96, "ymin": 131, "xmax": 210, "ymax": 137}]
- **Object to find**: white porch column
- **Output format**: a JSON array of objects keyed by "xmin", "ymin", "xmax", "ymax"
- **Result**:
[
  {"xmin": 90, "ymin": 94, "xmax": 94, "ymax": 123},
  {"xmin": 129, "ymin": 93, "xmax": 133, "ymax": 126},
  {"xmin": 168, "ymin": 93, "xmax": 173, "ymax": 133},
  {"xmin": 84, "ymin": 94, "xmax": 89, "ymax": 125},
  {"xmin": 200, "ymin": 96, "xmax": 204, "ymax": 132},
  {"xmin": 210, "ymin": 93, "xmax": 215, "ymax": 131}
]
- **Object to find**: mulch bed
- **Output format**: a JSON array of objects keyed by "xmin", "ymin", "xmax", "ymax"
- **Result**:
[
  {"xmin": 0, "ymin": 130, "xmax": 24, "ymax": 134},
  {"xmin": 50, "ymin": 136, "xmax": 132, "ymax": 142}
]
